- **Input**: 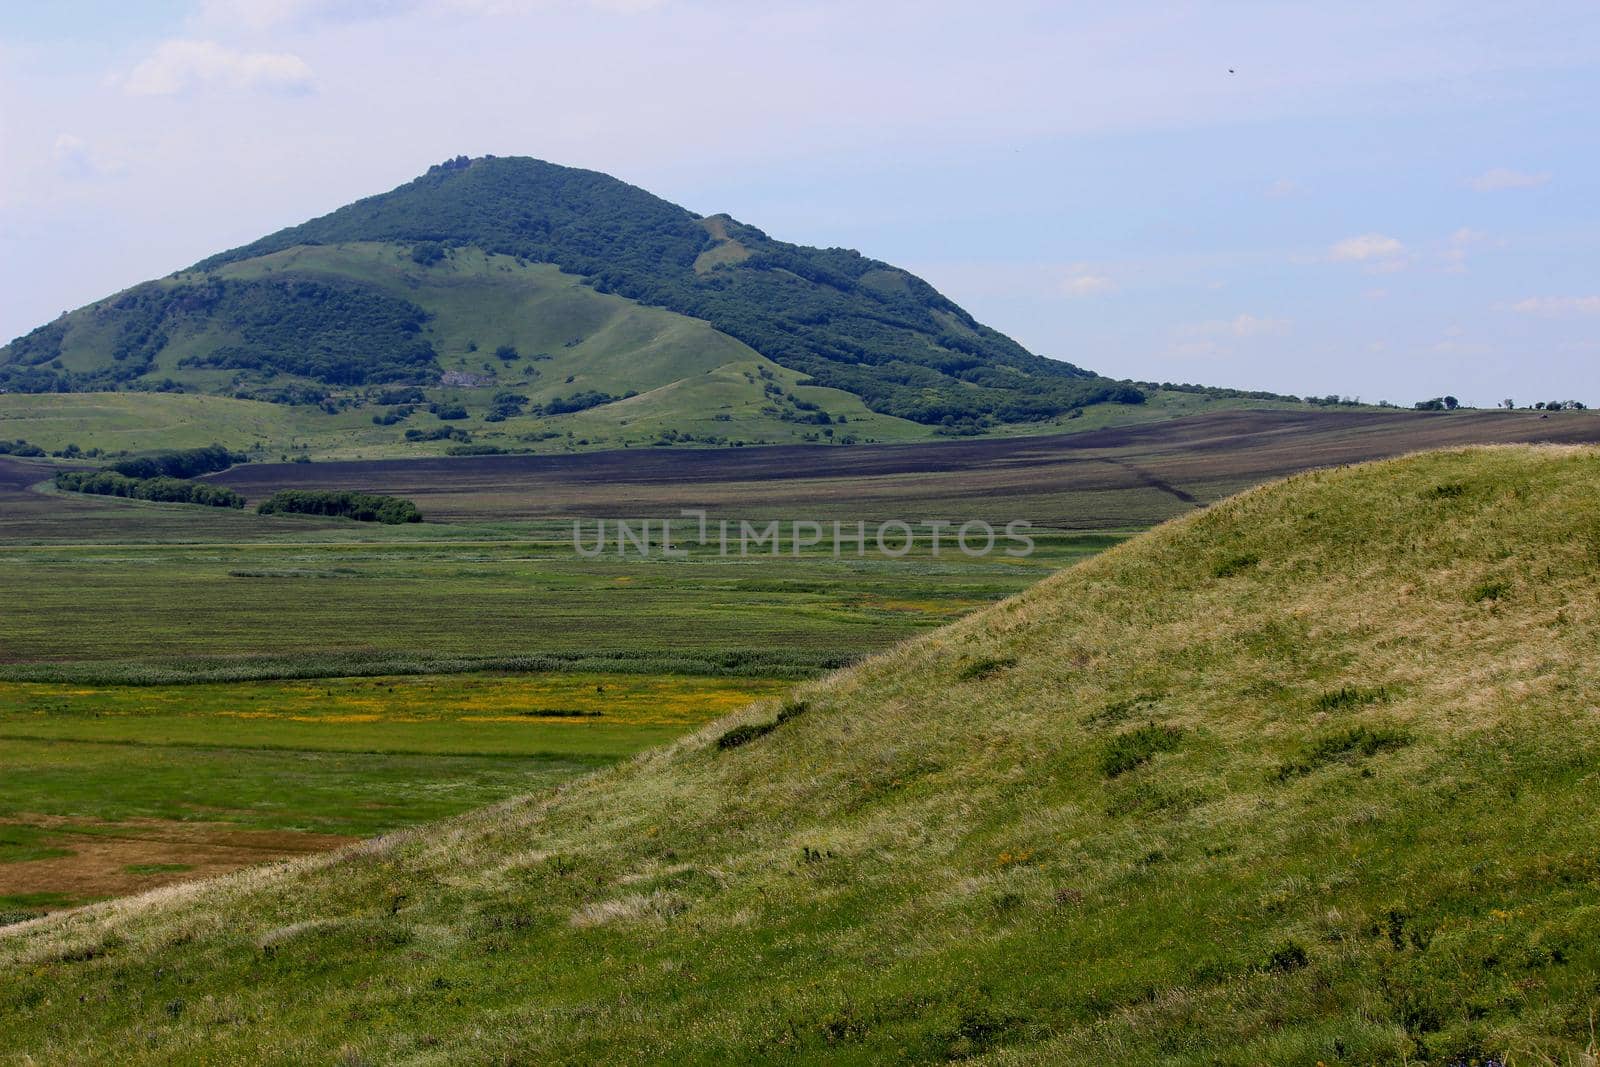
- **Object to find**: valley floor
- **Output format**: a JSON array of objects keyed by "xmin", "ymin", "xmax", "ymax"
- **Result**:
[{"xmin": 0, "ymin": 408, "xmax": 1597, "ymax": 930}]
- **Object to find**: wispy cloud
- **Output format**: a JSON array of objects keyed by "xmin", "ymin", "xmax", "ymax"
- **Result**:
[
  {"xmin": 1441, "ymin": 227, "xmax": 1486, "ymax": 274},
  {"xmin": 1508, "ymin": 296, "xmax": 1600, "ymax": 316},
  {"xmin": 124, "ymin": 40, "xmax": 315, "ymax": 96},
  {"xmin": 1263, "ymin": 178, "xmax": 1302, "ymax": 199},
  {"xmin": 1181, "ymin": 313, "xmax": 1291, "ymax": 338},
  {"xmin": 1468, "ymin": 167, "xmax": 1550, "ymax": 192},
  {"xmin": 51, "ymin": 134, "xmax": 120, "ymax": 180},
  {"xmin": 1329, "ymin": 233, "xmax": 1407, "ymax": 273},
  {"xmin": 1060, "ymin": 267, "xmax": 1115, "ymax": 298},
  {"xmin": 200, "ymin": 0, "xmax": 418, "ymax": 31}
]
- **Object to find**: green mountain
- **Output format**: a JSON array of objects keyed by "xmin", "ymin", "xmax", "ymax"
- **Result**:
[
  {"xmin": 5, "ymin": 445, "xmax": 1597, "ymax": 1063},
  {"xmin": 0, "ymin": 156, "xmax": 1163, "ymax": 449}
]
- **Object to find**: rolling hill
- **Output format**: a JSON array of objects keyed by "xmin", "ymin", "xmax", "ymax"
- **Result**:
[
  {"xmin": 4, "ymin": 444, "xmax": 1598, "ymax": 1064},
  {"xmin": 0, "ymin": 156, "xmax": 1296, "ymax": 458}
]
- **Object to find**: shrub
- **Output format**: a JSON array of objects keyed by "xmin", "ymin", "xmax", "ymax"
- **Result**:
[
  {"xmin": 404, "ymin": 426, "xmax": 471, "ymax": 442},
  {"xmin": 534, "ymin": 390, "xmax": 631, "ymax": 416}
]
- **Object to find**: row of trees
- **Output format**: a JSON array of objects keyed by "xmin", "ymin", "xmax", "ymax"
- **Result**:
[
  {"xmin": 54, "ymin": 470, "xmax": 245, "ymax": 508},
  {"xmin": 111, "ymin": 444, "xmax": 244, "ymax": 479},
  {"xmin": 256, "ymin": 490, "xmax": 422, "ymax": 524}
]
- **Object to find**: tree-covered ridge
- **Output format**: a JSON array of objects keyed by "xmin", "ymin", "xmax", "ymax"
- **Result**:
[
  {"xmin": 0, "ymin": 277, "xmax": 438, "ymax": 394},
  {"xmin": 195, "ymin": 155, "xmax": 1138, "ymax": 425}
]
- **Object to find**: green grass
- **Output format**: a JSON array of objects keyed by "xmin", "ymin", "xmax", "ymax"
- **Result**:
[
  {"xmin": 0, "ymin": 672, "xmax": 792, "ymax": 915},
  {"xmin": 0, "ymin": 535, "xmax": 1099, "ymax": 681},
  {"xmin": 4, "ymin": 445, "xmax": 1599, "ymax": 1063}
]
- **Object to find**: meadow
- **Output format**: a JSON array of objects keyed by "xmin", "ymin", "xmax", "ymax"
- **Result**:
[
  {"xmin": 5, "ymin": 445, "xmax": 1599, "ymax": 1063},
  {"xmin": 3, "ymin": 408, "xmax": 1598, "ymax": 929}
]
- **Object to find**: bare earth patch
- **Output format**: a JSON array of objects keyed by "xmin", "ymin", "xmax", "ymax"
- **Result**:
[{"xmin": 0, "ymin": 816, "xmax": 355, "ymax": 909}]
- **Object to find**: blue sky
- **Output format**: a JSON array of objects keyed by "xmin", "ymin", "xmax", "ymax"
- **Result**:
[{"xmin": 3, "ymin": 1, "xmax": 1596, "ymax": 406}]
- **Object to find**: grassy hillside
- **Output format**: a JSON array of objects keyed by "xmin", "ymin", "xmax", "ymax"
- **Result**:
[
  {"xmin": 1, "ymin": 156, "xmax": 1165, "ymax": 438},
  {"xmin": 5, "ymin": 446, "xmax": 1599, "ymax": 1064}
]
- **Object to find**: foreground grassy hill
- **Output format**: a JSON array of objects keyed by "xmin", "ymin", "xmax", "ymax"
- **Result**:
[{"xmin": 4, "ymin": 445, "xmax": 1599, "ymax": 1064}]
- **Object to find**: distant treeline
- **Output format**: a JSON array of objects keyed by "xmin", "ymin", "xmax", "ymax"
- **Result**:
[
  {"xmin": 54, "ymin": 470, "xmax": 245, "ymax": 509},
  {"xmin": 257, "ymin": 490, "xmax": 422, "ymax": 524},
  {"xmin": 0, "ymin": 439, "xmax": 46, "ymax": 457},
  {"xmin": 111, "ymin": 444, "xmax": 244, "ymax": 480}
]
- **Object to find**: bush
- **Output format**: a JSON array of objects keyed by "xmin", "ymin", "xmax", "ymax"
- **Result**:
[
  {"xmin": 410, "ymin": 241, "xmax": 445, "ymax": 266},
  {"xmin": 0, "ymin": 439, "xmax": 45, "ymax": 457},
  {"xmin": 534, "ymin": 390, "xmax": 630, "ymax": 416},
  {"xmin": 404, "ymin": 426, "xmax": 471, "ymax": 442},
  {"xmin": 256, "ymin": 490, "xmax": 422, "ymax": 524},
  {"xmin": 428, "ymin": 402, "xmax": 468, "ymax": 421}
]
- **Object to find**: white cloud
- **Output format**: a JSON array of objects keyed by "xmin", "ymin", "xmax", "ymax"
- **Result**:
[
  {"xmin": 124, "ymin": 40, "xmax": 315, "ymax": 96},
  {"xmin": 1182, "ymin": 313, "xmax": 1291, "ymax": 338},
  {"xmin": 1330, "ymin": 233, "xmax": 1402, "ymax": 261},
  {"xmin": 1468, "ymin": 168, "xmax": 1550, "ymax": 192},
  {"xmin": 444, "ymin": 0, "xmax": 664, "ymax": 13},
  {"xmin": 198, "ymin": 0, "xmax": 664, "ymax": 29},
  {"xmin": 1329, "ymin": 233, "xmax": 1407, "ymax": 273},
  {"xmin": 1060, "ymin": 268, "xmax": 1114, "ymax": 298},
  {"xmin": 202, "ymin": 0, "xmax": 430, "ymax": 30},
  {"xmin": 1441, "ymin": 227, "xmax": 1486, "ymax": 273},
  {"xmin": 1508, "ymin": 296, "xmax": 1600, "ymax": 316},
  {"xmin": 1263, "ymin": 178, "xmax": 1301, "ymax": 199}
]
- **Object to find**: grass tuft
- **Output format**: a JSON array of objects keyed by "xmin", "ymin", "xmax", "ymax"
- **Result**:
[
  {"xmin": 1312, "ymin": 685, "xmax": 1393, "ymax": 712},
  {"xmin": 955, "ymin": 656, "xmax": 1018, "ymax": 682},
  {"xmin": 1211, "ymin": 552, "xmax": 1261, "ymax": 578},
  {"xmin": 1275, "ymin": 725, "xmax": 1412, "ymax": 780},
  {"xmin": 1100, "ymin": 723, "xmax": 1183, "ymax": 777}
]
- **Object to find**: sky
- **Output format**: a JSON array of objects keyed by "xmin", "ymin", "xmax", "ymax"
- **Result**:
[{"xmin": 2, "ymin": 0, "xmax": 1597, "ymax": 407}]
